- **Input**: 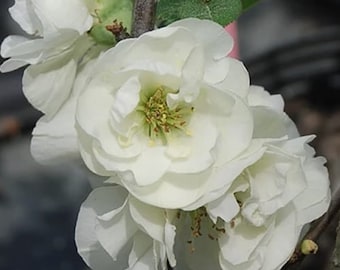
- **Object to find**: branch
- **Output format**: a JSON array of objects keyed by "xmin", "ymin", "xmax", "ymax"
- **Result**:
[
  {"xmin": 131, "ymin": 0, "xmax": 157, "ymax": 37},
  {"xmin": 283, "ymin": 186, "xmax": 340, "ymax": 270},
  {"xmin": 328, "ymin": 221, "xmax": 340, "ymax": 269}
]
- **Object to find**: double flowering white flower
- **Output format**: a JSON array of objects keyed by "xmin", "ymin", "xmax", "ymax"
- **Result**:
[
  {"xmin": 1, "ymin": 0, "xmax": 95, "ymax": 117},
  {"xmin": 1, "ymin": 3, "xmax": 331, "ymax": 270}
]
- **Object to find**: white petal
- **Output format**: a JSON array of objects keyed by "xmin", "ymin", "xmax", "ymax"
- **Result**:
[
  {"xmin": 94, "ymin": 187, "xmax": 138, "ymax": 261},
  {"xmin": 76, "ymin": 124, "xmax": 112, "ymax": 176},
  {"xmin": 96, "ymin": 203, "xmax": 138, "ymax": 261},
  {"xmin": 261, "ymin": 205, "xmax": 301, "ymax": 270},
  {"xmin": 294, "ymin": 156, "xmax": 331, "ymax": 225},
  {"xmin": 219, "ymin": 219, "xmax": 273, "ymax": 265},
  {"xmin": 168, "ymin": 114, "xmax": 218, "ymax": 174},
  {"xmin": 76, "ymin": 77, "xmax": 116, "ymax": 136},
  {"xmin": 214, "ymin": 58, "xmax": 250, "ymax": 98},
  {"xmin": 128, "ymin": 232, "xmax": 155, "ymax": 270},
  {"xmin": 125, "ymin": 147, "xmax": 172, "ymax": 186},
  {"xmin": 277, "ymin": 135, "xmax": 315, "ymax": 157},
  {"xmin": 1, "ymin": 35, "xmax": 30, "ymax": 58},
  {"xmin": 170, "ymin": 18, "xmax": 234, "ymax": 59},
  {"xmin": 204, "ymin": 57, "xmax": 230, "ymax": 86},
  {"xmin": 247, "ymin": 85, "xmax": 284, "ymax": 112},
  {"xmin": 96, "ymin": 123, "xmax": 143, "ymax": 159},
  {"xmin": 111, "ymin": 76, "xmax": 141, "ymax": 123},
  {"xmin": 164, "ymin": 220, "xmax": 177, "ymax": 267},
  {"xmin": 129, "ymin": 196, "xmax": 166, "ymax": 242},
  {"xmin": 120, "ymin": 168, "xmax": 213, "ymax": 209},
  {"xmin": 9, "ymin": 0, "xmax": 42, "ymax": 35},
  {"xmin": 75, "ymin": 186, "xmax": 130, "ymax": 270},
  {"xmin": 184, "ymin": 141, "xmax": 266, "ymax": 210},
  {"xmin": 154, "ymin": 241, "xmax": 168, "ymax": 270},
  {"xmin": 208, "ymin": 90, "xmax": 253, "ymax": 165},
  {"xmin": 219, "ymin": 253, "xmax": 262, "ymax": 270},
  {"xmin": 1, "ymin": 30, "xmax": 78, "ymax": 59},
  {"xmin": 94, "ymin": 145, "xmax": 171, "ymax": 186},
  {"xmin": 247, "ymin": 150, "xmax": 306, "ymax": 216},
  {"xmin": 31, "ymin": 98, "xmax": 79, "ymax": 163},
  {"xmin": 31, "ymin": 0, "xmax": 93, "ymax": 34},
  {"xmin": 0, "ymin": 58, "xmax": 34, "ymax": 72},
  {"xmin": 124, "ymin": 26, "xmax": 194, "ymax": 74},
  {"xmin": 77, "ymin": 79, "xmax": 143, "ymax": 160},
  {"xmin": 207, "ymin": 177, "xmax": 249, "ymax": 223},
  {"xmin": 251, "ymin": 107, "xmax": 289, "ymax": 139},
  {"xmin": 178, "ymin": 45, "xmax": 204, "ymax": 103},
  {"xmin": 23, "ymin": 58, "xmax": 77, "ymax": 115}
]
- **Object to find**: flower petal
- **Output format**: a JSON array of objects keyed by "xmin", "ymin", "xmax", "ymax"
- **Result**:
[
  {"xmin": 23, "ymin": 58, "xmax": 77, "ymax": 115},
  {"xmin": 208, "ymin": 89, "xmax": 253, "ymax": 165},
  {"xmin": 129, "ymin": 196, "xmax": 166, "ymax": 242},
  {"xmin": 261, "ymin": 205, "xmax": 301, "ymax": 270},
  {"xmin": 207, "ymin": 176, "xmax": 249, "ymax": 223},
  {"xmin": 128, "ymin": 232, "xmax": 155, "ymax": 270},
  {"xmin": 95, "ymin": 189, "xmax": 138, "ymax": 261},
  {"xmin": 219, "ymin": 219, "xmax": 273, "ymax": 265},
  {"xmin": 75, "ymin": 186, "xmax": 130, "ymax": 270},
  {"xmin": 247, "ymin": 150, "xmax": 307, "ymax": 216},
  {"xmin": 31, "ymin": 97, "xmax": 79, "ymax": 163},
  {"xmin": 184, "ymin": 141, "xmax": 266, "ymax": 210},
  {"xmin": 31, "ymin": 0, "xmax": 93, "ymax": 34},
  {"xmin": 215, "ymin": 58, "xmax": 249, "ymax": 98},
  {"xmin": 294, "ymin": 156, "xmax": 331, "ymax": 225},
  {"xmin": 95, "ymin": 145, "xmax": 171, "ymax": 186},
  {"xmin": 111, "ymin": 76, "xmax": 141, "ymax": 124},
  {"xmin": 116, "ymin": 168, "xmax": 213, "ymax": 209},
  {"xmin": 170, "ymin": 18, "xmax": 233, "ymax": 59},
  {"xmin": 9, "ymin": 0, "xmax": 42, "ymax": 35},
  {"xmin": 167, "ymin": 113, "xmax": 218, "ymax": 174},
  {"xmin": 251, "ymin": 107, "xmax": 289, "ymax": 139}
]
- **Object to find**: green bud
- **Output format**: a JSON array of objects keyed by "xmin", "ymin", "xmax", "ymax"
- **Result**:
[
  {"xmin": 89, "ymin": 0, "xmax": 133, "ymax": 45},
  {"xmin": 301, "ymin": 239, "xmax": 318, "ymax": 255}
]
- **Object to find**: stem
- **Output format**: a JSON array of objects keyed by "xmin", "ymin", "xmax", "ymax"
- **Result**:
[
  {"xmin": 131, "ymin": 0, "xmax": 157, "ymax": 37},
  {"xmin": 282, "ymin": 186, "xmax": 340, "ymax": 270}
]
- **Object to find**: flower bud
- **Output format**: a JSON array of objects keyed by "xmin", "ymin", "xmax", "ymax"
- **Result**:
[{"xmin": 301, "ymin": 239, "xmax": 319, "ymax": 255}]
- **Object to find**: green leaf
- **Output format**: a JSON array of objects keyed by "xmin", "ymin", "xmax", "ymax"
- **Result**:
[
  {"xmin": 156, "ymin": 0, "xmax": 259, "ymax": 27},
  {"xmin": 241, "ymin": 0, "xmax": 259, "ymax": 10}
]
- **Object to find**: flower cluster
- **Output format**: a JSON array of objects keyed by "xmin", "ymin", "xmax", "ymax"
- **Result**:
[{"xmin": 1, "ymin": 2, "xmax": 331, "ymax": 270}]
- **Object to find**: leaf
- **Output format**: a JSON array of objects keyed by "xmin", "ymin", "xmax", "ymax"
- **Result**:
[
  {"xmin": 156, "ymin": 0, "xmax": 260, "ymax": 27},
  {"xmin": 241, "ymin": 0, "xmax": 259, "ymax": 10}
]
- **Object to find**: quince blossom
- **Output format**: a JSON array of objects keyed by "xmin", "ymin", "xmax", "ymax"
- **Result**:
[
  {"xmin": 197, "ymin": 86, "xmax": 331, "ymax": 270},
  {"xmin": 1, "ymin": 0, "xmax": 95, "ymax": 116},
  {"xmin": 13, "ymin": 12, "xmax": 330, "ymax": 269},
  {"xmin": 154, "ymin": 86, "xmax": 330, "ymax": 270},
  {"xmin": 74, "ymin": 18, "xmax": 259, "ymax": 209}
]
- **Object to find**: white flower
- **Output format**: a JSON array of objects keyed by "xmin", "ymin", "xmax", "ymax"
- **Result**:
[
  {"xmin": 0, "ymin": 0, "xmax": 95, "ymax": 116},
  {"xmin": 73, "ymin": 18, "xmax": 261, "ymax": 209},
  {"xmin": 207, "ymin": 137, "xmax": 330, "ymax": 270},
  {"xmin": 200, "ymin": 87, "xmax": 331, "ymax": 270},
  {"xmin": 75, "ymin": 184, "xmax": 177, "ymax": 270}
]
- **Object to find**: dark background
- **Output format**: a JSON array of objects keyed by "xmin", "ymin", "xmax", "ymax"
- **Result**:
[{"xmin": 0, "ymin": 0, "xmax": 340, "ymax": 269}]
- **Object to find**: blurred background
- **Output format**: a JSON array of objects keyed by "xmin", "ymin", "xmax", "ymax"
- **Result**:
[{"xmin": 0, "ymin": 0, "xmax": 340, "ymax": 269}]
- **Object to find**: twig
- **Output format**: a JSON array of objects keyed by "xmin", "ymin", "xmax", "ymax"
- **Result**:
[
  {"xmin": 131, "ymin": 0, "xmax": 157, "ymax": 37},
  {"xmin": 283, "ymin": 186, "xmax": 340, "ymax": 270}
]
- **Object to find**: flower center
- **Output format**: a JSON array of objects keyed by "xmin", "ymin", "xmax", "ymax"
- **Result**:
[
  {"xmin": 136, "ymin": 86, "xmax": 194, "ymax": 144},
  {"xmin": 176, "ymin": 207, "xmax": 225, "ymax": 253}
]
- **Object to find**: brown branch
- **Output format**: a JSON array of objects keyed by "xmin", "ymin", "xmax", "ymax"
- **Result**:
[
  {"xmin": 131, "ymin": 0, "xmax": 157, "ymax": 37},
  {"xmin": 282, "ymin": 186, "xmax": 340, "ymax": 270}
]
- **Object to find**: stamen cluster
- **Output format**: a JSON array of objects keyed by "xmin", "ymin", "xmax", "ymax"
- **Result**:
[{"xmin": 137, "ymin": 87, "xmax": 194, "ymax": 143}]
